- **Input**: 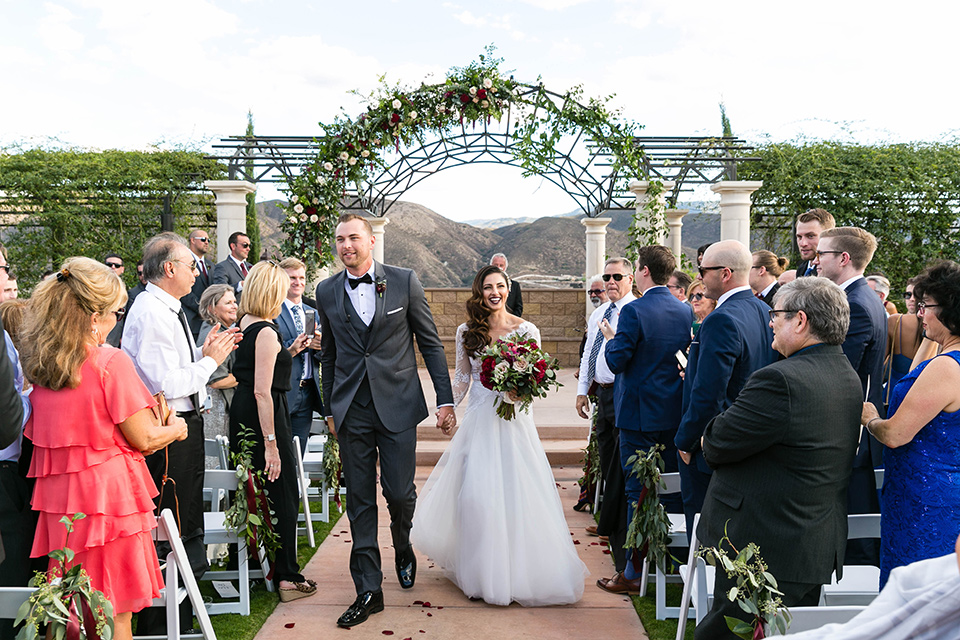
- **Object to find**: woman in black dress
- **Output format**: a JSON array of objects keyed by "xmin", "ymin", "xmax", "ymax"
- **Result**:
[{"xmin": 230, "ymin": 261, "xmax": 316, "ymax": 601}]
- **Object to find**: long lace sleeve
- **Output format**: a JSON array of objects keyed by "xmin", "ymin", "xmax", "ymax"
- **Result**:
[
  {"xmin": 452, "ymin": 323, "xmax": 472, "ymax": 407},
  {"xmin": 524, "ymin": 322, "xmax": 542, "ymax": 347}
]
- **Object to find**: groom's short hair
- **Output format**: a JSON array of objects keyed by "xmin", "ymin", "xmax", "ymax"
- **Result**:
[{"xmin": 337, "ymin": 213, "xmax": 374, "ymax": 236}]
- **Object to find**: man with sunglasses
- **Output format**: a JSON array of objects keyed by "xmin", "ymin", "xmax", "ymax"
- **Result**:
[
  {"xmin": 675, "ymin": 240, "xmax": 777, "ymax": 538},
  {"xmin": 586, "ymin": 274, "xmax": 608, "ymax": 308},
  {"xmin": 813, "ymin": 226, "xmax": 886, "ymax": 566},
  {"xmin": 182, "ymin": 230, "xmax": 216, "ymax": 340},
  {"xmin": 103, "ymin": 253, "xmax": 128, "ymax": 347},
  {"xmin": 213, "ymin": 231, "xmax": 253, "ymax": 300}
]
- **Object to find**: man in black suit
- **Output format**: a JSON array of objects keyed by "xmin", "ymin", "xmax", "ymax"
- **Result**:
[
  {"xmin": 814, "ymin": 226, "xmax": 887, "ymax": 565},
  {"xmin": 490, "ymin": 253, "xmax": 522, "ymax": 316},
  {"xmin": 696, "ymin": 277, "xmax": 862, "ymax": 638},
  {"xmin": 675, "ymin": 241, "xmax": 778, "ymax": 537},
  {"xmin": 182, "ymin": 229, "xmax": 215, "ymax": 340},
  {"xmin": 794, "ymin": 208, "xmax": 835, "ymax": 278},
  {"xmin": 212, "ymin": 231, "xmax": 252, "ymax": 299},
  {"xmin": 749, "ymin": 250, "xmax": 785, "ymax": 308},
  {"xmin": 316, "ymin": 214, "xmax": 455, "ymax": 628}
]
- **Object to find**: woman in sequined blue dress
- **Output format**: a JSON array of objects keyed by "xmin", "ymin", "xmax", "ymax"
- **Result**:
[{"xmin": 861, "ymin": 260, "xmax": 960, "ymax": 588}]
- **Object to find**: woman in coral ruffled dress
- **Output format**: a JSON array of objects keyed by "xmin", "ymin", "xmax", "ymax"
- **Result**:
[{"xmin": 22, "ymin": 257, "xmax": 188, "ymax": 640}]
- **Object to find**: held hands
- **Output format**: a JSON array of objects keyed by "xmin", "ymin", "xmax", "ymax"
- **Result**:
[
  {"xmin": 598, "ymin": 318, "xmax": 615, "ymax": 341},
  {"xmin": 264, "ymin": 441, "xmax": 281, "ymax": 482},
  {"xmin": 575, "ymin": 395, "xmax": 591, "ymax": 420},
  {"xmin": 436, "ymin": 406, "xmax": 457, "ymax": 436}
]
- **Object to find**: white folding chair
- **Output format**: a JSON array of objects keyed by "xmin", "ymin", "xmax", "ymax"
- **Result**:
[
  {"xmin": 765, "ymin": 605, "xmax": 866, "ymax": 635},
  {"xmin": 0, "ymin": 587, "xmax": 35, "ymax": 625},
  {"xmin": 821, "ymin": 514, "xmax": 882, "ymax": 606},
  {"xmin": 141, "ymin": 508, "xmax": 217, "ymax": 640},
  {"xmin": 874, "ymin": 467, "xmax": 885, "ymax": 490},
  {"xmin": 300, "ymin": 434, "xmax": 333, "ymax": 523},
  {"xmin": 676, "ymin": 514, "xmax": 715, "ymax": 640},
  {"xmin": 201, "ymin": 469, "xmax": 272, "ymax": 616},
  {"xmin": 292, "ymin": 435, "xmax": 316, "ymax": 548},
  {"xmin": 636, "ymin": 472, "xmax": 693, "ymax": 620}
]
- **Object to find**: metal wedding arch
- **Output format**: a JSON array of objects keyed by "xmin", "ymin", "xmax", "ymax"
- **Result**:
[{"xmin": 210, "ymin": 84, "xmax": 757, "ymax": 218}]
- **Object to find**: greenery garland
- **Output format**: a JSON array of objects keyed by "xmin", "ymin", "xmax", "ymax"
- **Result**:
[
  {"xmin": 17, "ymin": 514, "xmax": 114, "ymax": 640},
  {"xmin": 624, "ymin": 444, "xmax": 674, "ymax": 574},
  {"xmin": 283, "ymin": 46, "xmax": 651, "ymax": 274},
  {"xmin": 322, "ymin": 437, "xmax": 343, "ymax": 511}
]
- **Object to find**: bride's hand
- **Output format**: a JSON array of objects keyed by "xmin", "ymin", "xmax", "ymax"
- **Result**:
[{"xmin": 506, "ymin": 390, "xmax": 520, "ymax": 403}]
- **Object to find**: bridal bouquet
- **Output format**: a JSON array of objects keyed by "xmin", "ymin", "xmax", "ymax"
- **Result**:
[{"xmin": 478, "ymin": 332, "xmax": 561, "ymax": 420}]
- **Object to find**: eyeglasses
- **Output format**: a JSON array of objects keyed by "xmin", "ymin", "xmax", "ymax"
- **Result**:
[
  {"xmin": 815, "ymin": 250, "xmax": 844, "ymax": 258},
  {"xmin": 689, "ymin": 293, "xmax": 705, "ymax": 301},
  {"xmin": 0, "ymin": 265, "xmax": 9, "ymax": 274},
  {"xmin": 105, "ymin": 262, "xmax": 123, "ymax": 269},
  {"xmin": 903, "ymin": 291, "xmax": 914, "ymax": 299},
  {"xmin": 113, "ymin": 308, "xmax": 126, "ymax": 322},
  {"xmin": 917, "ymin": 302, "xmax": 940, "ymax": 313},
  {"xmin": 698, "ymin": 265, "xmax": 729, "ymax": 277},
  {"xmin": 666, "ymin": 284, "xmax": 684, "ymax": 291},
  {"xmin": 238, "ymin": 243, "xmax": 251, "ymax": 249},
  {"xmin": 587, "ymin": 289, "xmax": 604, "ymax": 295},
  {"xmin": 195, "ymin": 237, "xmax": 210, "ymax": 243},
  {"xmin": 602, "ymin": 273, "xmax": 629, "ymax": 282},
  {"xmin": 171, "ymin": 259, "xmax": 198, "ymax": 272},
  {"xmin": 750, "ymin": 265, "xmax": 762, "ymax": 270},
  {"xmin": 768, "ymin": 309, "xmax": 801, "ymax": 320}
]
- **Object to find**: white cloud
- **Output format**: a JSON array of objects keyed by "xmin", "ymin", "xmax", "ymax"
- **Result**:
[
  {"xmin": 38, "ymin": 3, "xmax": 85, "ymax": 52},
  {"xmin": 518, "ymin": 0, "xmax": 593, "ymax": 10}
]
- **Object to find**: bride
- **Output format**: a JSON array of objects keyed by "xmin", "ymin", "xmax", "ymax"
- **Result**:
[{"xmin": 411, "ymin": 265, "xmax": 587, "ymax": 606}]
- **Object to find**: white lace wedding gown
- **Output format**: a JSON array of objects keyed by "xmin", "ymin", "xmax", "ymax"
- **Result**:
[{"xmin": 411, "ymin": 321, "xmax": 587, "ymax": 606}]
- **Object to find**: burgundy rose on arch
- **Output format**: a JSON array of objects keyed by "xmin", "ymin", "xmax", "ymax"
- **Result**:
[
  {"xmin": 460, "ymin": 93, "xmax": 471, "ymax": 103},
  {"xmin": 444, "ymin": 91, "xmax": 453, "ymax": 99},
  {"xmin": 391, "ymin": 113, "xmax": 401, "ymax": 123},
  {"xmin": 477, "ymin": 89, "xmax": 487, "ymax": 100},
  {"xmin": 306, "ymin": 206, "xmax": 317, "ymax": 216}
]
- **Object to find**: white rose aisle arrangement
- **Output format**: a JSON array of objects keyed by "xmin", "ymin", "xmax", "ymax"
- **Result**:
[{"xmin": 477, "ymin": 332, "xmax": 562, "ymax": 420}]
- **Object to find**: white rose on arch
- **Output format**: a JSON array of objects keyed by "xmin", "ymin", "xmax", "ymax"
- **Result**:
[
  {"xmin": 323, "ymin": 161, "xmax": 334, "ymax": 171},
  {"xmin": 316, "ymin": 175, "xmax": 326, "ymax": 185},
  {"xmin": 392, "ymin": 98, "xmax": 402, "ymax": 109},
  {"xmin": 408, "ymin": 111, "xmax": 417, "ymax": 120},
  {"xmin": 293, "ymin": 203, "xmax": 304, "ymax": 214},
  {"xmin": 361, "ymin": 149, "xmax": 370, "ymax": 158},
  {"xmin": 348, "ymin": 157, "xmax": 357, "ymax": 166},
  {"xmin": 339, "ymin": 151, "xmax": 349, "ymax": 161},
  {"xmin": 481, "ymin": 100, "xmax": 489, "ymax": 108},
  {"xmin": 469, "ymin": 86, "xmax": 478, "ymax": 96},
  {"xmin": 312, "ymin": 197, "xmax": 319, "ymax": 204},
  {"xmin": 291, "ymin": 195, "xmax": 299, "ymax": 203},
  {"xmin": 289, "ymin": 216, "xmax": 298, "ymax": 223},
  {"xmin": 310, "ymin": 214, "xmax": 319, "ymax": 223},
  {"xmin": 483, "ymin": 78, "xmax": 493, "ymax": 89},
  {"xmin": 299, "ymin": 213, "xmax": 308, "ymax": 222}
]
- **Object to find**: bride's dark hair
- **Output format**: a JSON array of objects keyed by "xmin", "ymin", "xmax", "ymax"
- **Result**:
[{"xmin": 463, "ymin": 265, "xmax": 509, "ymax": 356}]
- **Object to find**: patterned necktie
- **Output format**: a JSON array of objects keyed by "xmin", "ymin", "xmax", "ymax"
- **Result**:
[
  {"xmin": 292, "ymin": 304, "xmax": 310, "ymax": 380},
  {"xmin": 804, "ymin": 265, "xmax": 815, "ymax": 277},
  {"xmin": 587, "ymin": 303, "xmax": 616, "ymax": 383}
]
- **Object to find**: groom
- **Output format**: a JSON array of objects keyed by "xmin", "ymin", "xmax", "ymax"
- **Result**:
[{"xmin": 316, "ymin": 213, "xmax": 456, "ymax": 628}]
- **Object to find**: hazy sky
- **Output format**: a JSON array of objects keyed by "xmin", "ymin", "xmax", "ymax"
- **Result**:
[{"xmin": 3, "ymin": 0, "xmax": 957, "ymax": 221}]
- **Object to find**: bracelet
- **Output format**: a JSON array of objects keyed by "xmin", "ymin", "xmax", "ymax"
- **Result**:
[{"xmin": 865, "ymin": 417, "xmax": 882, "ymax": 433}]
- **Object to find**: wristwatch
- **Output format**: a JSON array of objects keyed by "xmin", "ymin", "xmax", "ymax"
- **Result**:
[{"xmin": 266, "ymin": 434, "xmax": 276, "ymax": 442}]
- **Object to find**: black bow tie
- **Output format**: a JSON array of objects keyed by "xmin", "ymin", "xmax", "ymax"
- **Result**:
[{"xmin": 348, "ymin": 273, "xmax": 373, "ymax": 289}]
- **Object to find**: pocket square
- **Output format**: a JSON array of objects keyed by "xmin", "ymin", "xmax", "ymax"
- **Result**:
[{"xmin": 386, "ymin": 307, "xmax": 404, "ymax": 315}]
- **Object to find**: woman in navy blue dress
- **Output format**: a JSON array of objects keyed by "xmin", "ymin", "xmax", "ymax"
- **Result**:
[{"xmin": 862, "ymin": 260, "xmax": 960, "ymax": 588}]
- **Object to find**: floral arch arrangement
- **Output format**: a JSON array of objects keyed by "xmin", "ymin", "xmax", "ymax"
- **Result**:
[{"xmin": 282, "ymin": 47, "xmax": 653, "ymax": 273}]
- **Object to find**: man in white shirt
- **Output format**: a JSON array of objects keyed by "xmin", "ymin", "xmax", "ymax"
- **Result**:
[
  {"xmin": 122, "ymin": 232, "xmax": 238, "ymax": 616},
  {"xmin": 574, "ymin": 257, "xmax": 636, "ymax": 574}
]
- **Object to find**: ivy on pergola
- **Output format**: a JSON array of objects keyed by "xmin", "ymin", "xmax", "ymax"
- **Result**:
[{"xmin": 282, "ymin": 48, "xmax": 657, "ymax": 273}]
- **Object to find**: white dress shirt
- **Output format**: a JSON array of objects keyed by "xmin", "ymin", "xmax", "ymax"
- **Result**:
[
  {"xmin": 229, "ymin": 255, "xmax": 247, "ymax": 291},
  {"xmin": 576, "ymin": 292, "xmax": 637, "ymax": 395},
  {"xmin": 716, "ymin": 285, "xmax": 752, "ymax": 308},
  {"xmin": 122, "ymin": 282, "xmax": 217, "ymax": 413},
  {"xmin": 839, "ymin": 274, "xmax": 865, "ymax": 291},
  {"xmin": 759, "ymin": 281, "xmax": 777, "ymax": 299},
  {"xmin": 343, "ymin": 264, "xmax": 376, "ymax": 326}
]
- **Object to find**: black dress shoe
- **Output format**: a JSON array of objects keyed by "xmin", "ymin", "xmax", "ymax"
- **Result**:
[
  {"xmin": 396, "ymin": 552, "xmax": 417, "ymax": 589},
  {"xmin": 337, "ymin": 591, "xmax": 384, "ymax": 628}
]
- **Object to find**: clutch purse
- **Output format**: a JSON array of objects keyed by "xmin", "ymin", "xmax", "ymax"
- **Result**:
[{"xmin": 152, "ymin": 391, "xmax": 172, "ymax": 425}]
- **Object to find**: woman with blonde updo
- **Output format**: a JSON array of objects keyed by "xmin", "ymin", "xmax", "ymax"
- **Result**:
[
  {"xmin": 750, "ymin": 250, "xmax": 790, "ymax": 307},
  {"xmin": 21, "ymin": 257, "xmax": 188, "ymax": 640}
]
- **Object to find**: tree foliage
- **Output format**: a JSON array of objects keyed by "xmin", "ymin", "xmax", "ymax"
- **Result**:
[
  {"xmin": 244, "ymin": 112, "xmax": 262, "ymax": 261},
  {"xmin": 741, "ymin": 140, "xmax": 960, "ymax": 292},
  {"xmin": 0, "ymin": 147, "xmax": 223, "ymax": 291}
]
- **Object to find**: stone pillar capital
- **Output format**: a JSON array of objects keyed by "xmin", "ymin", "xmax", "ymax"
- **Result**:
[
  {"xmin": 205, "ymin": 180, "xmax": 257, "ymax": 262},
  {"xmin": 711, "ymin": 181, "xmax": 763, "ymax": 249},
  {"xmin": 369, "ymin": 216, "xmax": 389, "ymax": 263},
  {"xmin": 664, "ymin": 209, "xmax": 689, "ymax": 260},
  {"xmin": 583, "ymin": 217, "xmax": 612, "ymax": 320}
]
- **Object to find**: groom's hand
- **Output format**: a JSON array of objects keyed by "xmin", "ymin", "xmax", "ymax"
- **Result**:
[
  {"xmin": 325, "ymin": 416, "xmax": 337, "ymax": 439},
  {"xmin": 436, "ymin": 406, "xmax": 456, "ymax": 436}
]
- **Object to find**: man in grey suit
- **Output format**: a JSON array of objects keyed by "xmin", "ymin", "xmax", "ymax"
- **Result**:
[
  {"xmin": 695, "ymin": 277, "xmax": 862, "ymax": 639},
  {"xmin": 212, "ymin": 231, "xmax": 252, "ymax": 298},
  {"xmin": 316, "ymin": 213, "xmax": 456, "ymax": 628}
]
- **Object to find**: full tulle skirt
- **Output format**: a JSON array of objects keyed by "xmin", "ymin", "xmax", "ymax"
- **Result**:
[{"xmin": 412, "ymin": 394, "xmax": 587, "ymax": 606}]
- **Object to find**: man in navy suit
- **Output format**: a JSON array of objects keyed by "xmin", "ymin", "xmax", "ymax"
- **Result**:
[
  {"xmin": 276, "ymin": 257, "xmax": 322, "ymax": 457},
  {"xmin": 598, "ymin": 245, "xmax": 692, "ymax": 594},
  {"xmin": 212, "ymin": 231, "xmax": 253, "ymax": 299},
  {"xmin": 794, "ymin": 208, "xmax": 836, "ymax": 278},
  {"xmin": 675, "ymin": 240, "xmax": 778, "ymax": 537},
  {"xmin": 814, "ymin": 226, "xmax": 886, "ymax": 565}
]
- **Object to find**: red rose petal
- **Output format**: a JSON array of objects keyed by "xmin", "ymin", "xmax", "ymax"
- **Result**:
[
  {"xmin": 573, "ymin": 540, "xmax": 580, "ymax": 545},
  {"xmin": 426, "ymin": 613, "xmax": 432, "ymax": 617},
  {"xmin": 413, "ymin": 600, "xmax": 423, "ymax": 605},
  {"xmin": 383, "ymin": 632, "xmax": 394, "ymax": 636},
  {"xmin": 422, "ymin": 602, "xmax": 431, "ymax": 607},
  {"xmin": 602, "ymin": 549, "xmax": 611, "ymax": 554},
  {"xmin": 284, "ymin": 623, "xmax": 295, "ymax": 628},
  {"xmin": 436, "ymin": 606, "xmax": 443, "ymax": 610}
]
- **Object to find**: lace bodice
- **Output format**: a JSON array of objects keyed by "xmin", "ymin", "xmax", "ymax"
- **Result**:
[{"xmin": 452, "ymin": 321, "xmax": 542, "ymax": 407}]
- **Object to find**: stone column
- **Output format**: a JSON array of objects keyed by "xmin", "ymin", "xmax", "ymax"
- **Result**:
[
  {"xmin": 628, "ymin": 180, "xmax": 675, "ymax": 245},
  {"xmin": 664, "ymin": 209, "xmax": 689, "ymax": 261},
  {"xmin": 369, "ymin": 216, "xmax": 389, "ymax": 264},
  {"xmin": 710, "ymin": 181, "xmax": 763, "ymax": 249},
  {"xmin": 205, "ymin": 180, "xmax": 256, "ymax": 262},
  {"xmin": 582, "ymin": 217, "xmax": 612, "ymax": 320}
]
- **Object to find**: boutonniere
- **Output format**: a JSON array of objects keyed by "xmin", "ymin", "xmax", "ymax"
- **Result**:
[{"xmin": 375, "ymin": 277, "xmax": 386, "ymax": 298}]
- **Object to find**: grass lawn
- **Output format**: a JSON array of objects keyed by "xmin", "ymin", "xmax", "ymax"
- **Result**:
[
  {"xmin": 632, "ymin": 581, "xmax": 695, "ymax": 640},
  {"xmin": 198, "ymin": 497, "xmax": 345, "ymax": 640}
]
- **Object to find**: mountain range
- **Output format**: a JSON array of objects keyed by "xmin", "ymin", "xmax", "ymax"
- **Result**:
[{"xmin": 256, "ymin": 200, "xmax": 728, "ymax": 288}]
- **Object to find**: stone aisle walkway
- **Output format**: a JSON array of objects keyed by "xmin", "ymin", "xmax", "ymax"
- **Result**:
[{"xmin": 254, "ymin": 370, "xmax": 647, "ymax": 640}]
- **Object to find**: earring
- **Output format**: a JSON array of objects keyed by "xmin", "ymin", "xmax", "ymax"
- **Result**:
[{"xmin": 92, "ymin": 327, "xmax": 104, "ymax": 345}]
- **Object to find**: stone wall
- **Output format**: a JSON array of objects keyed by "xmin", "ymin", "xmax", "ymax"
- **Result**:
[{"xmin": 419, "ymin": 288, "xmax": 586, "ymax": 368}]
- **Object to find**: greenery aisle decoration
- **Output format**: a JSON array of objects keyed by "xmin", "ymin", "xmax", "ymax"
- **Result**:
[
  {"xmin": 575, "ymin": 401, "xmax": 601, "ymax": 512},
  {"xmin": 323, "ymin": 436, "xmax": 343, "ymax": 511},
  {"xmin": 699, "ymin": 527, "xmax": 792, "ymax": 639},
  {"xmin": 624, "ymin": 444, "xmax": 674, "ymax": 574},
  {"xmin": 283, "ymin": 46, "xmax": 653, "ymax": 274},
  {"xmin": 224, "ymin": 424, "xmax": 281, "ymax": 577},
  {"xmin": 17, "ymin": 513, "xmax": 114, "ymax": 640}
]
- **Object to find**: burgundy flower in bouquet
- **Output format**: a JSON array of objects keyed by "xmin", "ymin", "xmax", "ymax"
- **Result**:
[{"xmin": 478, "ymin": 332, "xmax": 562, "ymax": 420}]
